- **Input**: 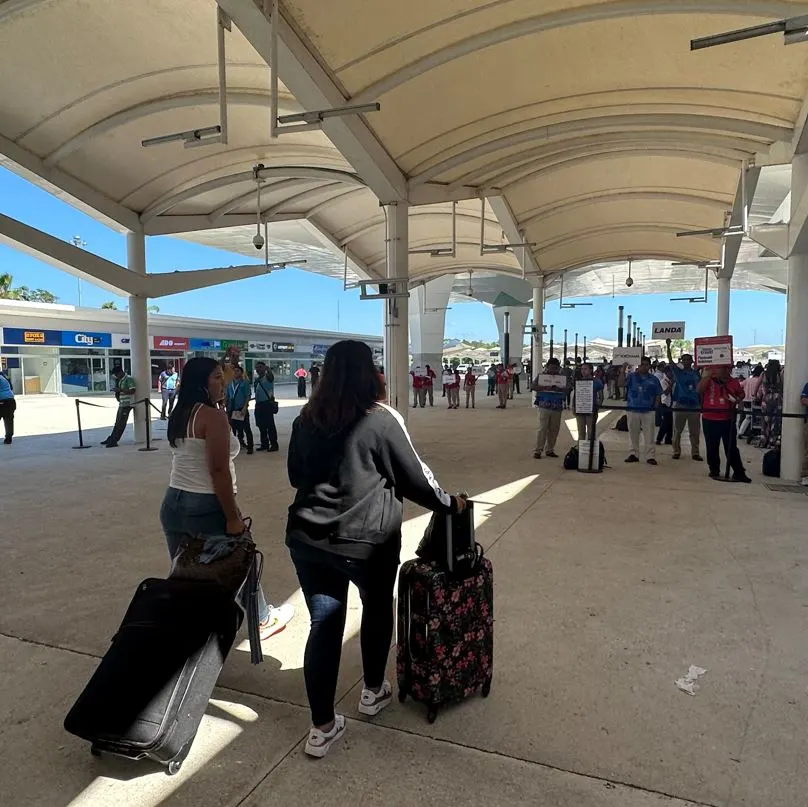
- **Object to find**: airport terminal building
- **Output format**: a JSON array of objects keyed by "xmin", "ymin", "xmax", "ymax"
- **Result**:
[{"xmin": 0, "ymin": 300, "xmax": 383, "ymax": 396}]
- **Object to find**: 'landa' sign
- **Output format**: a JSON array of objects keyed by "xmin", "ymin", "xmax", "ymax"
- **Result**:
[{"xmin": 651, "ymin": 321, "xmax": 686, "ymax": 340}]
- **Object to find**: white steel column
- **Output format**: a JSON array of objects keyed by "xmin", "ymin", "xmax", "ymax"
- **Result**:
[
  {"xmin": 716, "ymin": 275, "xmax": 731, "ymax": 336},
  {"xmin": 409, "ymin": 275, "xmax": 454, "ymax": 370},
  {"xmin": 384, "ymin": 202, "xmax": 409, "ymax": 420},
  {"xmin": 531, "ymin": 275, "xmax": 544, "ymax": 367},
  {"xmin": 127, "ymin": 230, "xmax": 151, "ymax": 444},
  {"xmin": 781, "ymin": 155, "xmax": 808, "ymax": 481}
]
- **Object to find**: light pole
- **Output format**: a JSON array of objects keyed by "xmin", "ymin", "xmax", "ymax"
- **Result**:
[{"xmin": 72, "ymin": 235, "xmax": 87, "ymax": 306}]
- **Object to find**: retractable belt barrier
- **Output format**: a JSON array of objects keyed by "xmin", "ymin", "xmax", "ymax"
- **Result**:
[{"xmin": 72, "ymin": 396, "xmax": 163, "ymax": 451}]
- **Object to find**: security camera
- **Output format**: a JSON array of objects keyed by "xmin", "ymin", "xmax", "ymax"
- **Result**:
[
  {"xmin": 625, "ymin": 276, "xmax": 634, "ymax": 287},
  {"xmin": 253, "ymin": 232, "xmax": 265, "ymax": 250}
]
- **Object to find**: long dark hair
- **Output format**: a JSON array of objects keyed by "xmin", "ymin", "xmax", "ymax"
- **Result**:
[
  {"xmin": 764, "ymin": 359, "xmax": 782, "ymax": 391},
  {"xmin": 167, "ymin": 357, "xmax": 220, "ymax": 447},
  {"xmin": 300, "ymin": 340, "xmax": 382, "ymax": 434}
]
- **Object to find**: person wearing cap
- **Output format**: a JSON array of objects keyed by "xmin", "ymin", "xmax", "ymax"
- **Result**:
[{"xmin": 666, "ymin": 339, "xmax": 703, "ymax": 461}]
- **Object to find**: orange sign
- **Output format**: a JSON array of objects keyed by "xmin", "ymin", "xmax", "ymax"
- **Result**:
[{"xmin": 24, "ymin": 331, "xmax": 46, "ymax": 344}]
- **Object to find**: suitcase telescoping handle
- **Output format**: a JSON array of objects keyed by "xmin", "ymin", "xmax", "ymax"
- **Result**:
[{"xmin": 446, "ymin": 493, "xmax": 474, "ymax": 573}]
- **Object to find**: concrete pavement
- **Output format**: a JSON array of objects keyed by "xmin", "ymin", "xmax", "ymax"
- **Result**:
[{"xmin": 0, "ymin": 389, "xmax": 805, "ymax": 806}]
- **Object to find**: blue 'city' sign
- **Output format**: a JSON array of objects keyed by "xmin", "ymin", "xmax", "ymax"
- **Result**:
[
  {"xmin": 189, "ymin": 338, "xmax": 221, "ymax": 350},
  {"xmin": 61, "ymin": 331, "xmax": 112, "ymax": 348}
]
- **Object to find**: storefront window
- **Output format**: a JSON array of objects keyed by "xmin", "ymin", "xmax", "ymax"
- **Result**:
[{"xmin": 60, "ymin": 357, "xmax": 108, "ymax": 393}]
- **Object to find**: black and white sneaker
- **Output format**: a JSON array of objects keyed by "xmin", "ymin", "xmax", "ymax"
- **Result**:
[{"xmin": 358, "ymin": 680, "xmax": 392, "ymax": 716}]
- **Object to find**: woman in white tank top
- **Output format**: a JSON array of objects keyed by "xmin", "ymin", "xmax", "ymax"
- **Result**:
[{"xmin": 159, "ymin": 357, "xmax": 293, "ymax": 641}]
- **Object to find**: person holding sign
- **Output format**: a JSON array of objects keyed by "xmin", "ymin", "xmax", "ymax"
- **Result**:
[
  {"xmin": 666, "ymin": 340, "xmax": 703, "ymax": 461},
  {"xmin": 698, "ymin": 366, "xmax": 750, "ymax": 483},
  {"xmin": 575, "ymin": 363, "xmax": 603, "ymax": 441},
  {"xmin": 625, "ymin": 357, "xmax": 662, "ymax": 465},
  {"xmin": 532, "ymin": 358, "xmax": 565, "ymax": 459}
]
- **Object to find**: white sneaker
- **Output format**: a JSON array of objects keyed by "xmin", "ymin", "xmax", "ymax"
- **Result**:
[
  {"xmin": 358, "ymin": 680, "xmax": 393, "ymax": 716},
  {"xmin": 304, "ymin": 714, "xmax": 345, "ymax": 758},
  {"xmin": 259, "ymin": 603, "xmax": 295, "ymax": 641},
  {"xmin": 801, "ymin": 476, "xmax": 808, "ymax": 487}
]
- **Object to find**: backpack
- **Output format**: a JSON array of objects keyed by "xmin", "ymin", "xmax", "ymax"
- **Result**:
[
  {"xmin": 614, "ymin": 414, "xmax": 629, "ymax": 432},
  {"xmin": 564, "ymin": 442, "xmax": 607, "ymax": 471},
  {"xmin": 762, "ymin": 448, "xmax": 780, "ymax": 478}
]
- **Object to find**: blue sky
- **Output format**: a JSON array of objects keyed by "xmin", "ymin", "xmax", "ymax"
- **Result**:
[{"xmin": 0, "ymin": 167, "xmax": 786, "ymax": 345}]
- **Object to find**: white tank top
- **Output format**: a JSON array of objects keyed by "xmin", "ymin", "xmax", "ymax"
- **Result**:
[{"xmin": 169, "ymin": 404, "xmax": 240, "ymax": 494}]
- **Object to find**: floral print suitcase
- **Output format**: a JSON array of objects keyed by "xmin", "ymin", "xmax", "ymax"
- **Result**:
[{"xmin": 396, "ymin": 554, "xmax": 493, "ymax": 723}]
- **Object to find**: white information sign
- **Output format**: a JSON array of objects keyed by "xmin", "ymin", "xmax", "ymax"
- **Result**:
[
  {"xmin": 536, "ymin": 373, "xmax": 567, "ymax": 389},
  {"xmin": 575, "ymin": 380, "xmax": 594, "ymax": 414},
  {"xmin": 578, "ymin": 440, "xmax": 597, "ymax": 471},
  {"xmin": 612, "ymin": 347, "xmax": 643, "ymax": 366},
  {"xmin": 652, "ymin": 321, "xmax": 686, "ymax": 340},
  {"xmin": 412, "ymin": 365, "xmax": 426, "ymax": 378},
  {"xmin": 694, "ymin": 336, "xmax": 734, "ymax": 368}
]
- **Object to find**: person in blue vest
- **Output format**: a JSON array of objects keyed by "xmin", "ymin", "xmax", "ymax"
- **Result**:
[
  {"xmin": 226, "ymin": 365, "xmax": 253, "ymax": 455},
  {"xmin": 0, "ymin": 367, "xmax": 15, "ymax": 445},
  {"xmin": 625, "ymin": 356, "xmax": 662, "ymax": 465},
  {"xmin": 666, "ymin": 339, "xmax": 704, "ymax": 461}
]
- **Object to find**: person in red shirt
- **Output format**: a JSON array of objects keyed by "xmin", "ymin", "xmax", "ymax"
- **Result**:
[
  {"xmin": 697, "ymin": 366, "xmax": 751, "ymax": 483},
  {"xmin": 410, "ymin": 367, "xmax": 424, "ymax": 408},
  {"xmin": 495, "ymin": 363, "xmax": 511, "ymax": 409},
  {"xmin": 463, "ymin": 368, "xmax": 478, "ymax": 408},
  {"xmin": 424, "ymin": 364, "xmax": 437, "ymax": 407}
]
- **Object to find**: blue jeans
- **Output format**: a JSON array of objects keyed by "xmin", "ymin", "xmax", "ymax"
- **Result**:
[
  {"xmin": 160, "ymin": 487, "xmax": 270, "ymax": 623},
  {"xmin": 289, "ymin": 541, "xmax": 399, "ymax": 726}
]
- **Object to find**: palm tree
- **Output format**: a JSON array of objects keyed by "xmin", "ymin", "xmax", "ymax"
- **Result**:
[
  {"xmin": 101, "ymin": 301, "xmax": 118, "ymax": 310},
  {"xmin": 0, "ymin": 273, "xmax": 57, "ymax": 302},
  {"xmin": 0, "ymin": 273, "xmax": 18, "ymax": 299}
]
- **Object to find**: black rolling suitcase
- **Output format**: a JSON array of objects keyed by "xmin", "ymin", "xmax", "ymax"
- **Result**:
[
  {"xmin": 397, "ymin": 501, "xmax": 494, "ymax": 723},
  {"xmin": 64, "ymin": 578, "xmax": 241, "ymax": 775}
]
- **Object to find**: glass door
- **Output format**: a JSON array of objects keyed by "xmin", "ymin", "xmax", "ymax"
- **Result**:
[{"xmin": 91, "ymin": 357, "xmax": 107, "ymax": 391}]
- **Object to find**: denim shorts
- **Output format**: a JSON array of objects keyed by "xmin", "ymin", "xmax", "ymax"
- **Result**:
[{"xmin": 160, "ymin": 488, "xmax": 229, "ymax": 560}]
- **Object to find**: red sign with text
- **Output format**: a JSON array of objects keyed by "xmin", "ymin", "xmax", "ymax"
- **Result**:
[{"xmin": 153, "ymin": 336, "xmax": 190, "ymax": 350}]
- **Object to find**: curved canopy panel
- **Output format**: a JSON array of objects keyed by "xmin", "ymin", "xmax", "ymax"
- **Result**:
[{"xmin": 0, "ymin": 0, "xmax": 804, "ymax": 301}]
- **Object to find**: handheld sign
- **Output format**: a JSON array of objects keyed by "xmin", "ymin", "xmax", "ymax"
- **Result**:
[
  {"xmin": 694, "ymin": 335, "xmax": 733, "ymax": 368},
  {"xmin": 537, "ymin": 373, "xmax": 567, "ymax": 389},
  {"xmin": 652, "ymin": 321, "xmax": 685, "ymax": 340},
  {"xmin": 575, "ymin": 380, "xmax": 595, "ymax": 414},
  {"xmin": 612, "ymin": 347, "xmax": 643, "ymax": 366}
]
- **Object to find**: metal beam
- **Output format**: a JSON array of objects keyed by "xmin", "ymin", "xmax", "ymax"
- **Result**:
[
  {"xmin": 148, "ymin": 264, "xmax": 276, "ymax": 297},
  {"xmin": 0, "ymin": 133, "xmax": 140, "ymax": 233},
  {"xmin": 719, "ymin": 164, "xmax": 761, "ymax": 278},
  {"xmin": 0, "ymin": 212, "xmax": 147, "ymax": 295},
  {"xmin": 488, "ymin": 195, "xmax": 541, "ymax": 277},
  {"xmin": 350, "ymin": 1, "xmax": 808, "ymax": 103},
  {"xmin": 217, "ymin": 0, "xmax": 407, "ymax": 203},
  {"xmin": 143, "ymin": 212, "xmax": 303, "ymax": 236},
  {"xmin": 208, "ymin": 177, "xmax": 313, "ymax": 223},
  {"xmin": 408, "ymin": 182, "xmax": 497, "ymax": 205}
]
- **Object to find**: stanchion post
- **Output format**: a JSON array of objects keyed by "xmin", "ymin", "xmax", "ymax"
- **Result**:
[
  {"xmin": 72, "ymin": 399, "xmax": 92, "ymax": 450},
  {"xmin": 138, "ymin": 397, "xmax": 159, "ymax": 452}
]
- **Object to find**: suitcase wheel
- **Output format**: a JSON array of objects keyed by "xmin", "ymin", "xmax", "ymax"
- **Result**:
[
  {"xmin": 482, "ymin": 678, "xmax": 492, "ymax": 698},
  {"xmin": 167, "ymin": 759, "xmax": 182, "ymax": 776},
  {"xmin": 426, "ymin": 706, "xmax": 438, "ymax": 724},
  {"xmin": 398, "ymin": 689, "xmax": 407, "ymax": 704}
]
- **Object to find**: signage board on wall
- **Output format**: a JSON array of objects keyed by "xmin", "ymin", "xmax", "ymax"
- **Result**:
[
  {"xmin": 272, "ymin": 342, "xmax": 295, "ymax": 353},
  {"xmin": 651, "ymin": 321, "xmax": 686, "ymax": 340},
  {"xmin": 248, "ymin": 341, "xmax": 270, "ymax": 352},
  {"xmin": 221, "ymin": 339, "xmax": 248, "ymax": 351},
  {"xmin": 153, "ymin": 336, "xmax": 190, "ymax": 350},
  {"xmin": 189, "ymin": 338, "xmax": 221, "ymax": 351},
  {"xmin": 62, "ymin": 331, "xmax": 111, "ymax": 348},
  {"xmin": 694, "ymin": 335, "xmax": 733, "ymax": 368},
  {"xmin": 111, "ymin": 333, "xmax": 131, "ymax": 347},
  {"xmin": 311, "ymin": 343, "xmax": 330, "ymax": 356},
  {"xmin": 2, "ymin": 327, "xmax": 62, "ymax": 346}
]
